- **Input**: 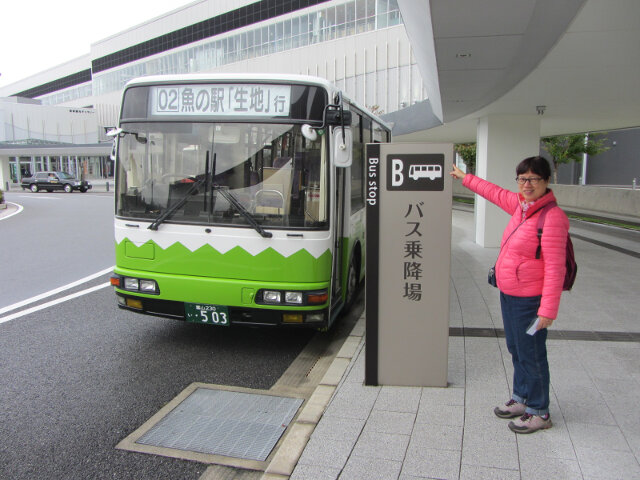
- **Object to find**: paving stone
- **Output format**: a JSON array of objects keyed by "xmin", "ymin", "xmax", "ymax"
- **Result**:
[
  {"xmin": 290, "ymin": 464, "xmax": 341, "ymax": 480},
  {"xmin": 575, "ymin": 446, "xmax": 640, "ymax": 479},
  {"xmin": 374, "ymin": 386, "xmax": 421, "ymax": 413},
  {"xmin": 362, "ymin": 410, "xmax": 416, "ymax": 436},
  {"xmin": 519, "ymin": 456, "xmax": 582, "ymax": 480},
  {"xmin": 352, "ymin": 430, "xmax": 410, "ymax": 462},
  {"xmin": 459, "ymin": 464, "xmax": 519, "ymax": 480},
  {"xmin": 296, "ymin": 437, "xmax": 353, "ymax": 469},
  {"xmin": 339, "ymin": 455, "xmax": 402, "ymax": 480},
  {"xmin": 402, "ymin": 447, "xmax": 461, "ymax": 480}
]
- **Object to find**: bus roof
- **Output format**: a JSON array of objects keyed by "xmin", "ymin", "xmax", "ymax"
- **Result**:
[{"xmin": 123, "ymin": 73, "xmax": 391, "ymax": 130}]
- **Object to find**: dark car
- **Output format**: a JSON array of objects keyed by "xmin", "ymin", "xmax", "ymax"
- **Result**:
[{"xmin": 21, "ymin": 171, "xmax": 92, "ymax": 193}]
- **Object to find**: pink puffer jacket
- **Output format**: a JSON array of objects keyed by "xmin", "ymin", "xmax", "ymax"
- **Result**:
[{"xmin": 462, "ymin": 174, "xmax": 569, "ymax": 319}]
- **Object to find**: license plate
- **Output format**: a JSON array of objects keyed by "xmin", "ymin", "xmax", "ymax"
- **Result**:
[{"xmin": 185, "ymin": 303, "xmax": 230, "ymax": 326}]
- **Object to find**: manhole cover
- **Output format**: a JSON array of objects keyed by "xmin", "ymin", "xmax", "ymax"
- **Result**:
[{"xmin": 136, "ymin": 387, "xmax": 303, "ymax": 461}]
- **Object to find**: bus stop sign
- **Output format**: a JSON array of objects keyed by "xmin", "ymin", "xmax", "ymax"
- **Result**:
[{"xmin": 365, "ymin": 143, "xmax": 453, "ymax": 387}]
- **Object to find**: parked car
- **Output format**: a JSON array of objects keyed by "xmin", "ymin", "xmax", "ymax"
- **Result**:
[{"xmin": 21, "ymin": 171, "xmax": 92, "ymax": 193}]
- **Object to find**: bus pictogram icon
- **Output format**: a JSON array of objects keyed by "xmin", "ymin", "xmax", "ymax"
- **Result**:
[{"xmin": 408, "ymin": 164, "xmax": 442, "ymax": 181}]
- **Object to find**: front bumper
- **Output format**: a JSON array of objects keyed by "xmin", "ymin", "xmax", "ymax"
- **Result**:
[{"xmin": 115, "ymin": 292, "xmax": 328, "ymax": 328}]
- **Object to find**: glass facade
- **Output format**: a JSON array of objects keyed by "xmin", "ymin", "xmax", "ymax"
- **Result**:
[
  {"xmin": 38, "ymin": 0, "xmax": 404, "ymax": 108},
  {"xmin": 40, "ymin": 83, "xmax": 93, "ymax": 106},
  {"xmin": 15, "ymin": 69, "xmax": 92, "ymax": 99},
  {"xmin": 94, "ymin": 0, "xmax": 402, "ymax": 97}
]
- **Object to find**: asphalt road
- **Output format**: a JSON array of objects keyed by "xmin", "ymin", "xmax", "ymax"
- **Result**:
[
  {"xmin": 0, "ymin": 191, "xmax": 115, "ymax": 308},
  {"xmin": 0, "ymin": 191, "xmax": 317, "ymax": 480}
]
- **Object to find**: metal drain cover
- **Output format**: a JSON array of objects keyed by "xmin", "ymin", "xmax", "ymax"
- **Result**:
[{"xmin": 136, "ymin": 387, "xmax": 303, "ymax": 461}]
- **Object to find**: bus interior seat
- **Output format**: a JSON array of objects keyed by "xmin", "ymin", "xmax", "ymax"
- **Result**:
[{"xmin": 254, "ymin": 189, "xmax": 285, "ymax": 215}]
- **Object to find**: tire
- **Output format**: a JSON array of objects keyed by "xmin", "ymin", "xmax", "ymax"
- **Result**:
[
  {"xmin": 64, "ymin": 184, "xmax": 73, "ymax": 193},
  {"xmin": 30, "ymin": 184, "xmax": 39, "ymax": 193},
  {"xmin": 344, "ymin": 256, "xmax": 359, "ymax": 312},
  {"xmin": 79, "ymin": 187, "xmax": 88, "ymax": 193}
]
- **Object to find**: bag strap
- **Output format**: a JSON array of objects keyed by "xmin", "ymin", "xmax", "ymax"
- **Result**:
[{"xmin": 535, "ymin": 201, "xmax": 557, "ymax": 259}]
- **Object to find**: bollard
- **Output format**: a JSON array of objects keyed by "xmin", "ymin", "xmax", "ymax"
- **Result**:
[
  {"xmin": 106, "ymin": 181, "xmax": 110, "ymax": 192},
  {"xmin": 633, "ymin": 178, "xmax": 637, "ymax": 190}
]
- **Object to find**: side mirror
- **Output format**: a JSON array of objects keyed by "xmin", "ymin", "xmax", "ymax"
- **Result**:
[
  {"xmin": 333, "ymin": 127, "xmax": 352, "ymax": 168},
  {"xmin": 110, "ymin": 137, "xmax": 118, "ymax": 161},
  {"xmin": 106, "ymin": 127, "xmax": 123, "ymax": 137}
]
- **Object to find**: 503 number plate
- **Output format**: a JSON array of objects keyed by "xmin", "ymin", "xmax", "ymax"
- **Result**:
[{"xmin": 185, "ymin": 303, "xmax": 230, "ymax": 326}]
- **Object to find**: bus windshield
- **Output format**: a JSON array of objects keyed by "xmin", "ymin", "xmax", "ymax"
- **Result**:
[{"xmin": 115, "ymin": 122, "xmax": 328, "ymax": 229}]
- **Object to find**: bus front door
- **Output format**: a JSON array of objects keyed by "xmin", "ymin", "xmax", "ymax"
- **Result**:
[{"xmin": 331, "ymin": 167, "xmax": 345, "ymax": 307}]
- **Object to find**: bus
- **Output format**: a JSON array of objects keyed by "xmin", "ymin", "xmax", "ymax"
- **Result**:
[{"xmin": 109, "ymin": 74, "xmax": 391, "ymax": 330}]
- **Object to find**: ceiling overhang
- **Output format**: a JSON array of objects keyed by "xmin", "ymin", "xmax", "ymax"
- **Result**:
[{"xmin": 395, "ymin": 0, "xmax": 640, "ymax": 142}]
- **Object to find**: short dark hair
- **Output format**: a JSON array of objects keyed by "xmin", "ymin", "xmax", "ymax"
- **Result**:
[{"xmin": 516, "ymin": 156, "xmax": 551, "ymax": 180}]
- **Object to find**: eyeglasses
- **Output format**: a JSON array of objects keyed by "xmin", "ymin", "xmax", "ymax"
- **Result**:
[{"xmin": 516, "ymin": 176, "xmax": 544, "ymax": 185}]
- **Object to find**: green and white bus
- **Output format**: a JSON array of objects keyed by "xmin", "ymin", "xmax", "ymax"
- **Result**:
[{"xmin": 109, "ymin": 74, "xmax": 390, "ymax": 329}]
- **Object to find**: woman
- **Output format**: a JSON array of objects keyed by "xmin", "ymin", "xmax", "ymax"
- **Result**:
[{"xmin": 450, "ymin": 156, "xmax": 569, "ymax": 434}]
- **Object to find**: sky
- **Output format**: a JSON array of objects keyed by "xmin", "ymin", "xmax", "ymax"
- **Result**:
[{"xmin": 0, "ymin": 0, "xmax": 194, "ymax": 88}]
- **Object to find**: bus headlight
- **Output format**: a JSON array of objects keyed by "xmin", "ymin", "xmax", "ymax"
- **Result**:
[
  {"xmin": 114, "ymin": 275, "xmax": 159, "ymax": 294},
  {"xmin": 285, "ymin": 292, "xmax": 303, "ymax": 304},
  {"xmin": 257, "ymin": 289, "xmax": 328, "ymax": 306},
  {"xmin": 140, "ymin": 279, "xmax": 158, "ymax": 293},
  {"xmin": 263, "ymin": 291, "xmax": 281, "ymax": 303}
]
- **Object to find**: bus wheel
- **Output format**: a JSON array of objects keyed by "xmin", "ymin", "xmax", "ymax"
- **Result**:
[{"xmin": 344, "ymin": 258, "xmax": 359, "ymax": 311}]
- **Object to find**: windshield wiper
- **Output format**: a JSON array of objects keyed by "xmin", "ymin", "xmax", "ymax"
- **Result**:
[
  {"xmin": 213, "ymin": 185, "xmax": 273, "ymax": 238},
  {"xmin": 148, "ymin": 176, "xmax": 206, "ymax": 231}
]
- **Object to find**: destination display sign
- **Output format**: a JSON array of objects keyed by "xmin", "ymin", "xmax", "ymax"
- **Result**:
[{"xmin": 150, "ymin": 84, "xmax": 292, "ymax": 117}]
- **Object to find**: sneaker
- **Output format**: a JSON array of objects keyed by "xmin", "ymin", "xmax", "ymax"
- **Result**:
[
  {"xmin": 494, "ymin": 399, "xmax": 526, "ymax": 419},
  {"xmin": 508, "ymin": 413, "xmax": 552, "ymax": 434}
]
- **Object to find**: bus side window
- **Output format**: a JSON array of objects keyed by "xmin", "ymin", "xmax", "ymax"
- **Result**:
[{"xmin": 351, "ymin": 112, "xmax": 365, "ymax": 213}]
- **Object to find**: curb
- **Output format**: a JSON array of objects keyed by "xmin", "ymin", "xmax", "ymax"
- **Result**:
[
  {"xmin": 261, "ymin": 314, "xmax": 366, "ymax": 479},
  {"xmin": 0, "ymin": 202, "xmax": 21, "ymax": 221}
]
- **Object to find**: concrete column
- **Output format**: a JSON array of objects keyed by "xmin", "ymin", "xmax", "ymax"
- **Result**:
[
  {"xmin": 474, "ymin": 115, "xmax": 541, "ymax": 247},
  {"xmin": 0, "ymin": 156, "xmax": 10, "ymax": 189}
]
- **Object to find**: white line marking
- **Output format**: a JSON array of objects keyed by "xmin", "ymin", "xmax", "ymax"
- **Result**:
[
  {"xmin": 13, "ymin": 196, "xmax": 60, "ymax": 200},
  {"xmin": 0, "ymin": 266, "xmax": 115, "ymax": 315},
  {"xmin": 0, "ymin": 202, "xmax": 24, "ymax": 220},
  {"xmin": 0, "ymin": 282, "xmax": 111, "ymax": 325}
]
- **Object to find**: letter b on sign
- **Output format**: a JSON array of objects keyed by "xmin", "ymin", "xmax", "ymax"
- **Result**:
[{"xmin": 391, "ymin": 159, "xmax": 404, "ymax": 186}]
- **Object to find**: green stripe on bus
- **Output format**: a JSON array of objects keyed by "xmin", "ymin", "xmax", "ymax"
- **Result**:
[{"xmin": 116, "ymin": 239, "xmax": 332, "ymax": 283}]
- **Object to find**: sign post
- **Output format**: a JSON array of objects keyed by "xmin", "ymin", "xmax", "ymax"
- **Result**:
[{"xmin": 365, "ymin": 143, "xmax": 453, "ymax": 387}]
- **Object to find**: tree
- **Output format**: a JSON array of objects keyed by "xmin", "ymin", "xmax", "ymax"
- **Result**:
[
  {"xmin": 454, "ymin": 143, "xmax": 476, "ymax": 174},
  {"xmin": 541, "ymin": 133, "xmax": 609, "ymax": 184}
]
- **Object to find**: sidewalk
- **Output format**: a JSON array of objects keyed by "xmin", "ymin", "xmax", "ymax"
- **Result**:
[{"xmin": 268, "ymin": 208, "xmax": 640, "ymax": 480}]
